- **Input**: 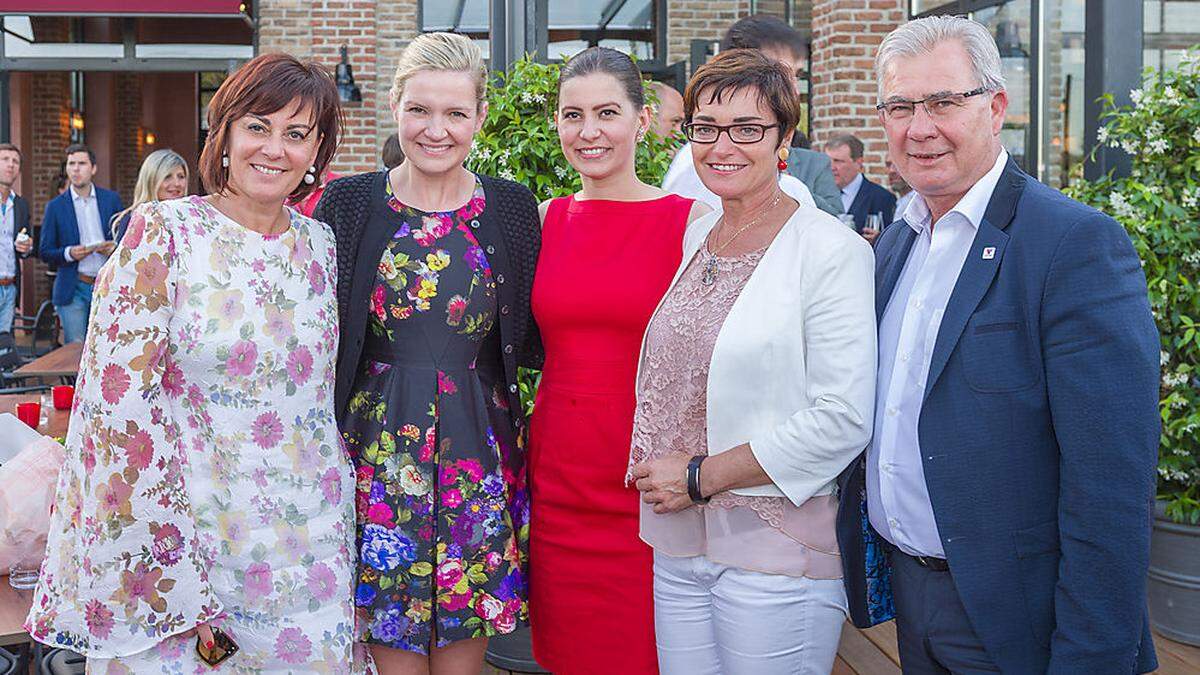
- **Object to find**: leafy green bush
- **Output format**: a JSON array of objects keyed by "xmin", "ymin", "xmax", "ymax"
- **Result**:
[
  {"xmin": 467, "ymin": 55, "xmax": 680, "ymax": 202},
  {"xmin": 1067, "ymin": 53, "xmax": 1200, "ymax": 524}
]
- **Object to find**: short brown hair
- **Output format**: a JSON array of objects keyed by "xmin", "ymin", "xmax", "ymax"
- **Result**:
[
  {"xmin": 198, "ymin": 53, "xmax": 341, "ymax": 201},
  {"xmin": 64, "ymin": 143, "xmax": 95, "ymax": 164},
  {"xmin": 0, "ymin": 143, "xmax": 21, "ymax": 160},
  {"xmin": 684, "ymin": 49, "xmax": 801, "ymax": 148},
  {"xmin": 825, "ymin": 134, "xmax": 864, "ymax": 160}
]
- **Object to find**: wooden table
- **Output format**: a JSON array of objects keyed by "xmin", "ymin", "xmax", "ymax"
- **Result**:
[
  {"xmin": 0, "ymin": 583, "xmax": 32, "ymax": 647},
  {"xmin": 14, "ymin": 342, "xmax": 82, "ymax": 381},
  {"xmin": 0, "ymin": 393, "xmax": 70, "ymax": 439}
]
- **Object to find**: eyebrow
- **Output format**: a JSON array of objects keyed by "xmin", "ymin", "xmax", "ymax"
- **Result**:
[{"xmin": 883, "ymin": 89, "xmax": 957, "ymax": 103}]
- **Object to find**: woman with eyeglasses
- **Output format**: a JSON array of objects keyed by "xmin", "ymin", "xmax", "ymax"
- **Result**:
[
  {"xmin": 527, "ymin": 47, "xmax": 708, "ymax": 674},
  {"xmin": 627, "ymin": 49, "xmax": 876, "ymax": 674}
]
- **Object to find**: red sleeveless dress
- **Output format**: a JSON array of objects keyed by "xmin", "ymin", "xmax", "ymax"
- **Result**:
[{"xmin": 528, "ymin": 194, "xmax": 693, "ymax": 675}]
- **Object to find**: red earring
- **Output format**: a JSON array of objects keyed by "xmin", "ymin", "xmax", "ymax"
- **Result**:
[
  {"xmin": 777, "ymin": 147, "xmax": 789, "ymax": 171},
  {"xmin": 777, "ymin": 159, "xmax": 788, "ymax": 171}
]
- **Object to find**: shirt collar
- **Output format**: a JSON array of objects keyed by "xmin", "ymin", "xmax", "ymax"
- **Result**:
[
  {"xmin": 903, "ymin": 148, "xmax": 1009, "ymax": 234},
  {"xmin": 70, "ymin": 184, "xmax": 94, "ymax": 203},
  {"xmin": 842, "ymin": 172, "xmax": 864, "ymax": 199}
]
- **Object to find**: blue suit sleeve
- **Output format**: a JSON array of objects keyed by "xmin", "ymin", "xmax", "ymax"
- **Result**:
[
  {"xmin": 809, "ymin": 155, "xmax": 844, "ymax": 216},
  {"xmin": 1041, "ymin": 213, "xmax": 1159, "ymax": 673},
  {"xmin": 39, "ymin": 201, "xmax": 65, "ymax": 264}
]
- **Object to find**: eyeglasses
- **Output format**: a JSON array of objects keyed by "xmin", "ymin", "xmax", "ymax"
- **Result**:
[
  {"xmin": 682, "ymin": 122, "xmax": 777, "ymax": 145},
  {"xmin": 875, "ymin": 87, "xmax": 991, "ymax": 122}
]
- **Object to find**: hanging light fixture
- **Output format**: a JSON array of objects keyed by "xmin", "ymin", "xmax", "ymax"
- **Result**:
[
  {"xmin": 69, "ymin": 110, "xmax": 85, "ymax": 131},
  {"xmin": 336, "ymin": 45, "xmax": 362, "ymax": 103}
]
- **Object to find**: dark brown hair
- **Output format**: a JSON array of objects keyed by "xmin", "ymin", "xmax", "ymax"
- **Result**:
[
  {"xmin": 64, "ymin": 143, "xmax": 95, "ymax": 164},
  {"xmin": 721, "ymin": 14, "xmax": 808, "ymax": 60},
  {"xmin": 198, "ymin": 53, "xmax": 342, "ymax": 201},
  {"xmin": 683, "ymin": 49, "xmax": 802, "ymax": 149},
  {"xmin": 558, "ymin": 46, "xmax": 645, "ymax": 109},
  {"xmin": 0, "ymin": 143, "xmax": 21, "ymax": 160}
]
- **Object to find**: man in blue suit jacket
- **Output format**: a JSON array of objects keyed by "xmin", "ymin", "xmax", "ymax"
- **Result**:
[
  {"xmin": 838, "ymin": 16, "xmax": 1160, "ymax": 674},
  {"xmin": 38, "ymin": 144, "xmax": 122, "ymax": 343},
  {"xmin": 0, "ymin": 143, "xmax": 34, "ymax": 333},
  {"xmin": 825, "ymin": 133, "xmax": 897, "ymax": 241}
]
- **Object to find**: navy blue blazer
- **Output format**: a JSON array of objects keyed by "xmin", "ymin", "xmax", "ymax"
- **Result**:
[
  {"xmin": 836, "ymin": 158, "xmax": 1160, "ymax": 673},
  {"xmin": 845, "ymin": 175, "xmax": 896, "ymax": 231},
  {"xmin": 6, "ymin": 194, "xmax": 31, "ymax": 295},
  {"xmin": 38, "ymin": 186, "xmax": 123, "ymax": 306}
]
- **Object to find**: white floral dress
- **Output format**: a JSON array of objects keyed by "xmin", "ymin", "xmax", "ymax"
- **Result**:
[{"xmin": 26, "ymin": 197, "xmax": 367, "ymax": 673}]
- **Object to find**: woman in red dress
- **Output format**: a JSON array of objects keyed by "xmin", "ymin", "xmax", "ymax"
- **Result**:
[{"xmin": 528, "ymin": 47, "xmax": 709, "ymax": 675}]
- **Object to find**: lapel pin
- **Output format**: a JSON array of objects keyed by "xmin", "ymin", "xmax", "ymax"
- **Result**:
[{"xmin": 982, "ymin": 247, "xmax": 996, "ymax": 260}]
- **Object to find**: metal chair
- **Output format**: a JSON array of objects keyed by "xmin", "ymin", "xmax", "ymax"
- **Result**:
[
  {"xmin": 0, "ymin": 647, "xmax": 16, "ymax": 675},
  {"xmin": 13, "ymin": 301, "xmax": 60, "ymax": 358},
  {"xmin": 39, "ymin": 648, "xmax": 85, "ymax": 675},
  {"xmin": 484, "ymin": 628, "xmax": 550, "ymax": 673}
]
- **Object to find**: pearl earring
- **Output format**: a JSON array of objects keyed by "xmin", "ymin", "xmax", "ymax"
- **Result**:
[
  {"xmin": 303, "ymin": 166, "xmax": 317, "ymax": 185},
  {"xmin": 221, "ymin": 155, "xmax": 229, "ymax": 168}
]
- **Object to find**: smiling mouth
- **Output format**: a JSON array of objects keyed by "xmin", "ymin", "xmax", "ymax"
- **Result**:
[
  {"xmin": 910, "ymin": 151, "xmax": 949, "ymax": 161},
  {"xmin": 577, "ymin": 147, "xmax": 610, "ymax": 158},
  {"xmin": 707, "ymin": 163, "xmax": 746, "ymax": 173},
  {"xmin": 251, "ymin": 164, "xmax": 285, "ymax": 176},
  {"xmin": 420, "ymin": 143, "xmax": 453, "ymax": 154}
]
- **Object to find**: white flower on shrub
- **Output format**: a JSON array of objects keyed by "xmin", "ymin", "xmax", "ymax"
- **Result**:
[
  {"xmin": 1120, "ymin": 138, "xmax": 1140, "ymax": 155},
  {"xmin": 1109, "ymin": 191, "xmax": 1137, "ymax": 219},
  {"xmin": 1097, "ymin": 127, "xmax": 1111, "ymax": 145},
  {"xmin": 1161, "ymin": 350, "xmax": 1170, "ymax": 367},
  {"xmin": 554, "ymin": 165, "xmax": 567, "ymax": 180},
  {"xmin": 1164, "ymin": 371, "xmax": 1189, "ymax": 388},
  {"xmin": 1131, "ymin": 88, "xmax": 1144, "ymax": 106},
  {"xmin": 1148, "ymin": 138, "xmax": 1169, "ymax": 154},
  {"xmin": 1182, "ymin": 250, "xmax": 1200, "ymax": 266},
  {"xmin": 1164, "ymin": 86, "xmax": 1182, "ymax": 106},
  {"xmin": 1182, "ymin": 189, "xmax": 1199, "ymax": 209},
  {"xmin": 499, "ymin": 168, "xmax": 516, "ymax": 181}
]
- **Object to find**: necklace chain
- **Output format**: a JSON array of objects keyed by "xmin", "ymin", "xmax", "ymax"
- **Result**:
[{"xmin": 701, "ymin": 191, "xmax": 782, "ymax": 286}]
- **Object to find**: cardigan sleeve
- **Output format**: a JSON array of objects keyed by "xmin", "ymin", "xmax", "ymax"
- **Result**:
[{"xmin": 749, "ymin": 228, "xmax": 878, "ymax": 506}]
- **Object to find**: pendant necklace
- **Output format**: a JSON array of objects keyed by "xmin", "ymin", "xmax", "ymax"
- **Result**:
[{"xmin": 701, "ymin": 190, "xmax": 782, "ymax": 286}]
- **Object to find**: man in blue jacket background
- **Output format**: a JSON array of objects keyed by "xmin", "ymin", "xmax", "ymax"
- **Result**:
[
  {"xmin": 39, "ymin": 144, "xmax": 123, "ymax": 343},
  {"xmin": 838, "ymin": 15, "xmax": 1160, "ymax": 674}
]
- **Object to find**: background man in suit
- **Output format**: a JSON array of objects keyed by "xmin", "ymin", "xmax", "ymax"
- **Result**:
[
  {"xmin": 825, "ymin": 133, "xmax": 896, "ymax": 242},
  {"xmin": 38, "ymin": 144, "xmax": 123, "ymax": 343},
  {"xmin": 648, "ymin": 81, "xmax": 685, "ymax": 155},
  {"xmin": 837, "ymin": 15, "xmax": 1160, "ymax": 674},
  {"xmin": 0, "ymin": 143, "xmax": 33, "ymax": 332},
  {"xmin": 663, "ymin": 15, "xmax": 842, "ymax": 214}
]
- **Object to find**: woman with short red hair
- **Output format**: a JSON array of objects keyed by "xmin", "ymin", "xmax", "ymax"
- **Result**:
[{"xmin": 28, "ymin": 53, "xmax": 369, "ymax": 672}]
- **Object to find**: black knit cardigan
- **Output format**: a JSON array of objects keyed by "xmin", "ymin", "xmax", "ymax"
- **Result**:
[{"xmin": 313, "ymin": 171, "xmax": 543, "ymax": 429}]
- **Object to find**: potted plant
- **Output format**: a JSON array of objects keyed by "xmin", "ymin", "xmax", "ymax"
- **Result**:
[{"xmin": 1068, "ymin": 51, "xmax": 1200, "ymax": 646}]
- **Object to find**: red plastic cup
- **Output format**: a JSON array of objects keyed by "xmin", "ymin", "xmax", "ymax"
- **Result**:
[
  {"xmin": 52, "ymin": 385, "xmax": 75, "ymax": 411},
  {"xmin": 15, "ymin": 401, "xmax": 40, "ymax": 429}
]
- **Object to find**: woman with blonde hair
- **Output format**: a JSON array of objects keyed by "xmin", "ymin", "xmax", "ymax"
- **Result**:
[
  {"xmin": 112, "ymin": 148, "xmax": 189, "ymax": 241},
  {"xmin": 314, "ymin": 31, "xmax": 540, "ymax": 675}
]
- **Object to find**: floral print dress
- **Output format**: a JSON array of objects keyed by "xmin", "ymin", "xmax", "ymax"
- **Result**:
[
  {"xmin": 342, "ymin": 177, "xmax": 528, "ymax": 654},
  {"xmin": 26, "ymin": 197, "xmax": 366, "ymax": 673}
]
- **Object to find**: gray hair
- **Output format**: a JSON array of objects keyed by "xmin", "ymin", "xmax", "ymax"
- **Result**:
[{"xmin": 875, "ymin": 16, "xmax": 1006, "ymax": 99}]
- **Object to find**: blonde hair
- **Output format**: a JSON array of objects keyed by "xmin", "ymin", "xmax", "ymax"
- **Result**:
[
  {"xmin": 390, "ymin": 32, "xmax": 487, "ymax": 108},
  {"xmin": 110, "ymin": 148, "xmax": 188, "ymax": 232}
]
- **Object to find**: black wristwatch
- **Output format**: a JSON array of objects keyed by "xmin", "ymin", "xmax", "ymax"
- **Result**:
[{"xmin": 687, "ymin": 455, "xmax": 710, "ymax": 505}]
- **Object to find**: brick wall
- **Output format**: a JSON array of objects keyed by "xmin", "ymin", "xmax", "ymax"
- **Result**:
[
  {"xmin": 114, "ymin": 73, "xmax": 145, "ymax": 203},
  {"xmin": 810, "ymin": 0, "xmax": 906, "ymax": 184},
  {"xmin": 666, "ymin": 0, "xmax": 749, "ymax": 68},
  {"xmin": 258, "ymin": 0, "xmax": 419, "ymax": 175},
  {"xmin": 27, "ymin": 72, "xmax": 71, "ymax": 307}
]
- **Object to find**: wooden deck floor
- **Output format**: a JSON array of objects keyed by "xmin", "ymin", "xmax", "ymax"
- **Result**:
[{"xmin": 483, "ymin": 621, "xmax": 1200, "ymax": 674}]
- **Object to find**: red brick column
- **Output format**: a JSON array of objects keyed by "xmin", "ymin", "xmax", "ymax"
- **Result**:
[{"xmin": 810, "ymin": 0, "xmax": 906, "ymax": 183}]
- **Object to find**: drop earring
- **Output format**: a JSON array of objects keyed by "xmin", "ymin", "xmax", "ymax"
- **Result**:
[
  {"xmin": 636, "ymin": 127, "xmax": 646, "ymax": 143},
  {"xmin": 777, "ymin": 147, "xmax": 789, "ymax": 171},
  {"xmin": 221, "ymin": 154, "xmax": 230, "ymax": 168},
  {"xmin": 303, "ymin": 166, "xmax": 317, "ymax": 185}
]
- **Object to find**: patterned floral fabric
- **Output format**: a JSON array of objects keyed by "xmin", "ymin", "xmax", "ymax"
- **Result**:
[
  {"xmin": 342, "ymin": 177, "xmax": 528, "ymax": 654},
  {"xmin": 26, "ymin": 197, "xmax": 365, "ymax": 673}
]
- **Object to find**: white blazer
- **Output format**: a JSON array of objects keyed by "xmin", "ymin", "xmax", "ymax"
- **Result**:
[{"xmin": 635, "ymin": 203, "xmax": 877, "ymax": 505}]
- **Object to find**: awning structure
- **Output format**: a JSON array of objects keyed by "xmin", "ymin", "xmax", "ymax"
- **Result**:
[{"xmin": 0, "ymin": 1, "xmax": 246, "ymax": 18}]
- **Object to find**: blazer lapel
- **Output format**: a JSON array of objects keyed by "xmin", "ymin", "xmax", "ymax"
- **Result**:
[
  {"xmin": 875, "ymin": 225, "xmax": 917, "ymax": 321},
  {"xmin": 848, "ymin": 178, "xmax": 870, "ymax": 221},
  {"xmin": 922, "ymin": 158, "xmax": 1026, "ymax": 399},
  {"xmin": 62, "ymin": 192, "xmax": 81, "ymax": 243},
  {"xmin": 349, "ymin": 173, "xmax": 393, "ymax": 320}
]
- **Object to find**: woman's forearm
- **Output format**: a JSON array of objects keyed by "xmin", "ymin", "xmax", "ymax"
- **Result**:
[{"xmin": 697, "ymin": 443, "xmax": 772, "ymax": 498}]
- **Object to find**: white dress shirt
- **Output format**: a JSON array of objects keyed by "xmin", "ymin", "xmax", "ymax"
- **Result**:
[
  {"xmin": 662, "ymin": 143, "xmax": 817, "ymax": 211},
  {"xmin": 839, "ymin": 172, "xmax": 864, "ymax": 214},
  {"xmin": 66, "ymin": 184, "xmax": 108, "ymax": 279},
  {"xmin": 0, "ymin": 192, "xmax": 15, "ymax": 279},
  {"xmin": 867, "ymin": 148, "xmax": 1009, "ymax": 558},
  {"xmin": 895, "ymin": 190, "xmax": 916, "ymax": 223}
]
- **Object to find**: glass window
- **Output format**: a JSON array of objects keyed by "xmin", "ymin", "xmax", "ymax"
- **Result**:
[
  {"xmin": 420, "ymin": 0, "xmax": 661, "ymax": 62},
  {"xmin": 1144, "ymin": 1, "xmax": 1200, "ymax": 73},
  {"xmin": 972, "ymin": 1, "xmax": 1033, "ymax": 173},
  {"xmin": 1039, "ymin": 0, "xmax": 1086, "ymax": 188}
]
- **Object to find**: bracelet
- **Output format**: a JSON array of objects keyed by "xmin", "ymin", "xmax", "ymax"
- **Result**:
[{"xmin": 687, "ymin": 455, "xmax": 710, "ymax": 505}]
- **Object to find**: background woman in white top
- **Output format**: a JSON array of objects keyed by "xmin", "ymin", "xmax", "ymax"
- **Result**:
[{"xmin": 628, "ymin": 49, "xmax": 876, "ymax": 675}]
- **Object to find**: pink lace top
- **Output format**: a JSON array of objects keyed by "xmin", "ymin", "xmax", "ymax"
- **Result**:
[{"xmin": 630, "ymin": 243, "xmax": 842, "ymax": 579}]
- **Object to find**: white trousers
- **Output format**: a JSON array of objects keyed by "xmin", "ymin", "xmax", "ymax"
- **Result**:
[{"xmin": 653, "ymin": 551, "xmax": 848, "ymax": 675}]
